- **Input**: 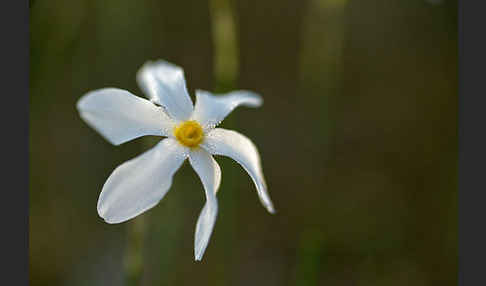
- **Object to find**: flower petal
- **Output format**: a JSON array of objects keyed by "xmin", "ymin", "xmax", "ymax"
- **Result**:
[
  {"xmin": 189, "ymin": 148, "xmax": 221, "ymax": 261},
  {"xmin": 136, "ymin": 60, "xmax": 194, "ymax": 121},
  {"xmin": 77, "ymin": 88, "xmax": 175, "ymax": 145},
  {"xmin": 191, "ymin": 90, "xmax": 262, "ymax": 130},
  {"xmin": 97, "ymin": 138, "xmax": 188, "ymax": 224},
  {"xmin": 201, "ymin": 128, "xmax": 275, "ymax": 213}
]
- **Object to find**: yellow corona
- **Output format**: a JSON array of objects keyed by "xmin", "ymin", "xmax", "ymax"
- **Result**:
[{"xmin": 174, "ymin": 120, "xmax": 204, "ymax": 148}]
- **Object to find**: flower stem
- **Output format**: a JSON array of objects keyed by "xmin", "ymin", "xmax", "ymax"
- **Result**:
[
  {"xmin": 123, "ymin": 215, "xmax": 147, "ymax": 286},
  {"xmin": 123, "ymin": 138, "xmax": 157, "ymax": 285},
  {"xmin": 209, "ymin": 0, "xmax": 239, "ymax": 279},
  {"xmin": 209, "ymin": 0, "xmax": 239, "ymax": 91}
]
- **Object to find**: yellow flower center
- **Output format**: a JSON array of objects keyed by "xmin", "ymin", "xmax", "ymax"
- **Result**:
[{"xmin": 174, "ymin": 120, "xmax": 204, "ymax": 148}]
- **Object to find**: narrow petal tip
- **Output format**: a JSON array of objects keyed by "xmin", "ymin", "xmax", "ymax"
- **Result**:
[
  {"xmin": 97, "ymin": 202, "xmax": 117, "ymax": 224},
  {"xmin": 97, "ymin": 203, "xmax": 130, "ymax": 224},
  {"xmin": 243, "ymin": 91, "xmax": 263, "ymax": 107},
  {"xmin": 194, "ymin": 244, "xmax": 206, "ymax": 261}
]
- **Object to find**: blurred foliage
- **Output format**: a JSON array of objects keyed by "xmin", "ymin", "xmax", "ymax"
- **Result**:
[{"xmin": 30, "ymin": 0, "xmax": 457, "ymax": 285}]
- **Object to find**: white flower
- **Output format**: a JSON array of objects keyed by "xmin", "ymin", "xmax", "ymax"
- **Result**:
[{"xmin": 76, "ymin": 60, "xmax": 275, "ymax": 261}]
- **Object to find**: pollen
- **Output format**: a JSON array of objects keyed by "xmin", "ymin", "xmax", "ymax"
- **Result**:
[{"xmin": 174, "ymin": 120, "xmax": 204, "ymax": 148}]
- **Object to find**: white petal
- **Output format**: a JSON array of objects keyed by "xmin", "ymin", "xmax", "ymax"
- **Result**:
[
  {"xmin": 97, "ymin": 138, "xmax": 188, "ymax": 224},
  {"xmin": 77, "ymin": 88, "xmax": 175, "ymax": 145},
  {"xmin": 189, "ymin": 148, "xmax": 221, "ymax": 261},
  {"xmin": 201, "ymin": 128, "xmax": 275, "ymax": 213},
  {"xmin": 191, "ymin": 90, "xmax": 263, "ymax": 130},
  {"xmin": 136, "ymin": 60, "xmax": 194, "ymax": 121}
]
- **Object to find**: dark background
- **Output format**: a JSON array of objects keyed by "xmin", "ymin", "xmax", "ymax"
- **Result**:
[{"xmin": 30, "ymin": 0, "xmax": 457, "ymax": 285}]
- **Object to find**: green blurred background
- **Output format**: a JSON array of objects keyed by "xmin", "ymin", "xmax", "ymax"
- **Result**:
[{"xmin": 30, "ymin": 0, "xmax": 457, "ymax": 285}]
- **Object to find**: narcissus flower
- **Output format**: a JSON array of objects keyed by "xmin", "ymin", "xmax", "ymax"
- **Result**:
[{"xmin": 76, "ymin": 60, "xmax": 274, "ymax": 261}]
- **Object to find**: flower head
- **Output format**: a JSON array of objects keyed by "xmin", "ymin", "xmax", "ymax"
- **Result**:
[{"xmin": 76, "ymin": 60, "xmax": 275, "ymax": 261}]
